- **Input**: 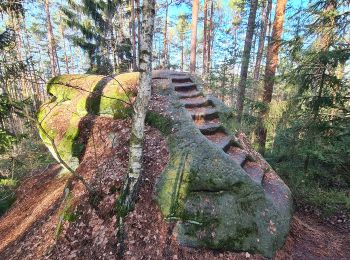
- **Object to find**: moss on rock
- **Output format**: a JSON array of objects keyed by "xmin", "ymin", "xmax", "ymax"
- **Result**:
[
  {"xmin": 37, "ymin": 73, "xmax": 139, "ymax": 170},
  {"xmin": 151, "ymin": 74, "xmax": 293, "ymax": 258}
]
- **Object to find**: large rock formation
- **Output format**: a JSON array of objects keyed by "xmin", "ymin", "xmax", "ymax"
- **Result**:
[
  {"xmin": 151, "ymin": 70, "xmax": 292, "ymax": 258},
  {"xmin": 37, "ymin": 73, "xmax": 139, "ymax": 169},
  {"xmin": 37, "ymin": 70, "xmax": 292, "ymax": 258}
]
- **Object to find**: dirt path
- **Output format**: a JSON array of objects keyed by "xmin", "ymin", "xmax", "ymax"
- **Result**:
[
  {"xmin": 275, "ymin": 214, "xmax": 350, "ymax": 259},
  {"xmin": 0, "ymin": 164, "xmax": 66, "ymax": 252}
]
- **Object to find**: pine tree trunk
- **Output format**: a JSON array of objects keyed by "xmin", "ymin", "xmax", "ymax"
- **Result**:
[
  {"xmin": 190, "ymin": 0, "xmax": 199, "ymax": 73},
  {"xmin": 122, "ymin": 0, "xmax": 155, "ymax": 209},
  {"xmin": 23, "ymin": 25, "xmax": 42, "ymax": 104},
  {"xmin": 181, "ymin": 36, "xmax": 184, "ymax": 71},
  {"xmin": 206, "ymin": 0, "xmax": 214, "ymax": 76},
  {"xmin": 161, "ymin": 0, "xmax": 169, "ymax": 69},
  {"xmin": 231, "ymin": 21, "xmax": 238, "ymax": 104},
  {"xmin": 257, "ymin": 0, "xmax": 287, "ymax": 154},
  {"xmin": 202, "ymin": 0, "xmax": 208, "ymax": 76},
  {"xmin": 253, "ymin": 0, "xmax": 272, "ymax": 81},
  {"xmin": 131, "ymin": 0, "xmax": 137, "ymax": 71},
  {"xmin": 220, "ymin": 64, "xmax": 227, "ymax": 101},
  {"xmin": 59, "ymin": 21, "xmax": 70, "ymax": 74},
  {"xmin": 235, "ymin": 0, "xmax": 258, "ymax": 123},
  {"xmin": 45, "ymin": 0, "xmax": 60, "ymax": 77}
]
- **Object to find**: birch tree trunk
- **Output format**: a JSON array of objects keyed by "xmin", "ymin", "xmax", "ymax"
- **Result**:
[
  {"xmin": 131, "ymin": 0, "xmax": 137, "ymax": 71},
  {"xmin": 257, "ymin": 0, "xmax": 287, "ymax": 154},
  {"xmin": 235, "ymin": 0, "xmax": 258, "ymax": 123},
  {"xmin": 45, "ymin": 0, "xmax": 60, "ymax": 77},
  {"xmin": 122, "ymin": 0, "xmax": 155, "ymax": 210},
  {"xmin": 136, "ymin": 0, "xmax": 141, "ymax": 67},
  {"xmin": 190, "ymin": 0, "xmax": 199, "ymax": 73}
]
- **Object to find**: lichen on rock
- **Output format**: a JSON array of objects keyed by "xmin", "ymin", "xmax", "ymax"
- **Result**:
[
  {"xmin": 37, "ymin": 73, "xmax": 139, "ymax": 170},
  {"xmin": 150, "ymin": 70, "xmax": 293, "ymax": 258}
]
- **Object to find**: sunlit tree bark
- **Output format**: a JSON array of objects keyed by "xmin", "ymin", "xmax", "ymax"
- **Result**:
[
  {"xmin": 59, "ymin": 18, "xmax": 70, "ymax": 74},
  {"xmin": 202, "ymin": 0, "xmax": 208, "ymax": 76},
  {"xmin": 236, "ymin": 0, "xmax": 258, "ymax": 122},
  {"xmin": 131, "ymin": 0, "xmax": 137, "ymax": 71},
  {"xmin": 190, "ymin": 0, "xmax": 199, "ymax": 73},
  {"xmin": 122, "ymin": 0, "xmax": 155, "ymax": 210},
  {"xmin": 136, "ymin": 0, "xmax": 141, "ymax": 67},
  {"xmin": 161, "ymin": 0, "xmax": 169, "ymax": 69},
  {"xmin": 45, "ymin": 0, "xmax": 60, "ymax": 77},
  {"xmin": 253, "ymin": 0, "xmax": 272, "ymax": 81},
  {"xmin": 257, "ymin": 0, "xmax": 287, "ymax": 154},
  {"xmin": 207, "ymin": 0, "xmax": 213, "ymax": 75}
]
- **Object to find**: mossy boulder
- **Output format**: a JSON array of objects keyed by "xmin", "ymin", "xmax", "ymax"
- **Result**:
[
  {"xmin": 37, "ymin": 73, "xmax": 139, "ymax": 170},
  {"xmin": 37, "ymin": 70, "xmax": 292, "ymax": 258},
  {"xmin": 151, "ymin": 71, "xmax": 293, "ymax": 258}
]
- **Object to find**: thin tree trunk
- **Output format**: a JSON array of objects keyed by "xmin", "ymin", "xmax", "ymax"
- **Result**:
[
  {"xmin": 181, "ymin": 36, "xmax": 184, "ymax": 70},
  {"xmin": 45, "ymin": 0, "xmax": 60, "ymax": 77},
  {"xmin": 235, "ymin": 0, "xmax": 259, "ymax": 123},
  {"xmin": 22, "ymin": 24, "xmax": 39, "ymax": 110},
  {"xmin": 253, "ymin": 0, "xmax": 272, "ymax": 81},
  {"xmin": 257, "ymin": 0, "xmax": 287, "ymax": 154},
  {"xmin": 207, "ymin": 0, "xmax": 214, "ymax": 75},
  {"xmin": 202, "ymin": 0, "xmax": 208, "ymax": 76},
  {"xmin": 267, "ymin": 1, "xmax": 273, "ymax": 45},
  {"xmin": 236, "ymin": 0, "xmax": 258, "ymax": 122},
  {"xmin": 161, "ymin": 0, "xmax": 169, "ymax": 69},
  {"xmin": 110, "ymin": 25, "xmax": 117, "ymax": 73},
  {"xmin": 121, "ymin": 0, "xmax": 155, "ymax": 210},
  {"xmin": 190, "ymin": 0, "xmax": 199, "ymax": 73},
  {"xmin": 231, "ymin": 20, "xmax": 238, "ymax": 104},
  {"xmin": 59, "ymin": 20, "xmax": 70, "ymax": 74},
  {"xmin": 220, "ymin": 64, "xmax": 227, "ymax": 101},
  {"xmin": 131, "ymin": 0, "xmax": 137, "ymax": 71},
  {"xmin": 23, "ymin": 26, "xmax": 44, "ymax": 103},
  {"xmin": 136, "ymin": 0, "xmax": 141, "ymax": 67}
]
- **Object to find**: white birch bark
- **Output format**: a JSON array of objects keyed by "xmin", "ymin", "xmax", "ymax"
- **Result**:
[{"xmin": 122, "ymin": 0, "xmax": 155, "ymax": 209}]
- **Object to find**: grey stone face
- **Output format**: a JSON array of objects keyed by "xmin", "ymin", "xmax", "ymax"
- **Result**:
[{"xmin": 152, "ymin": 70, "xmax": 293, "ymax": 258}]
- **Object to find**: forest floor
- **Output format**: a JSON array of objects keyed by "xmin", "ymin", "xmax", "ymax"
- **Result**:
[{"xmin": 0, "ymin": 103, "xmax": 349, "ymax": 259}]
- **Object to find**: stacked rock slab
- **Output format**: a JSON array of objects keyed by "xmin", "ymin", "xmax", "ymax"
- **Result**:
[{"xmin": 152, "ymin": 70, "xmax": 293, "ymax": 258}]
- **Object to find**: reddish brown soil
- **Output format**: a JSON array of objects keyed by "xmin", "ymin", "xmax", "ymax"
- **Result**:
[
  {"xmin": 0, "ymin": 107, "xmax": 349, "ymax": 259},
  {"xmin": 0, "ymin": 164, "xmax": 66, "ymax": 252}
]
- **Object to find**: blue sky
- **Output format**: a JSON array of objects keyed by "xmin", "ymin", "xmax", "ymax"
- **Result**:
[{"xmin": 0, "ymin": 0, "xmax": 324, "ymax": 73}]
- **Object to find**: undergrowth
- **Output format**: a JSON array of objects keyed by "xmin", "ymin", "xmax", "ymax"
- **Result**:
[
  {"xmin": 268, "ymin": 157, "xmax": 350, "ymax": 216},
  {"xmin": 0, "ymin": 131, "xmax": 55, "ymax": 216}
]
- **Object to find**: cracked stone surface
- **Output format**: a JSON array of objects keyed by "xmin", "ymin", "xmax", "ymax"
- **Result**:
[{"xmin": 152, "ymin": 70, "xmax": 293, "ymax": 258}]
